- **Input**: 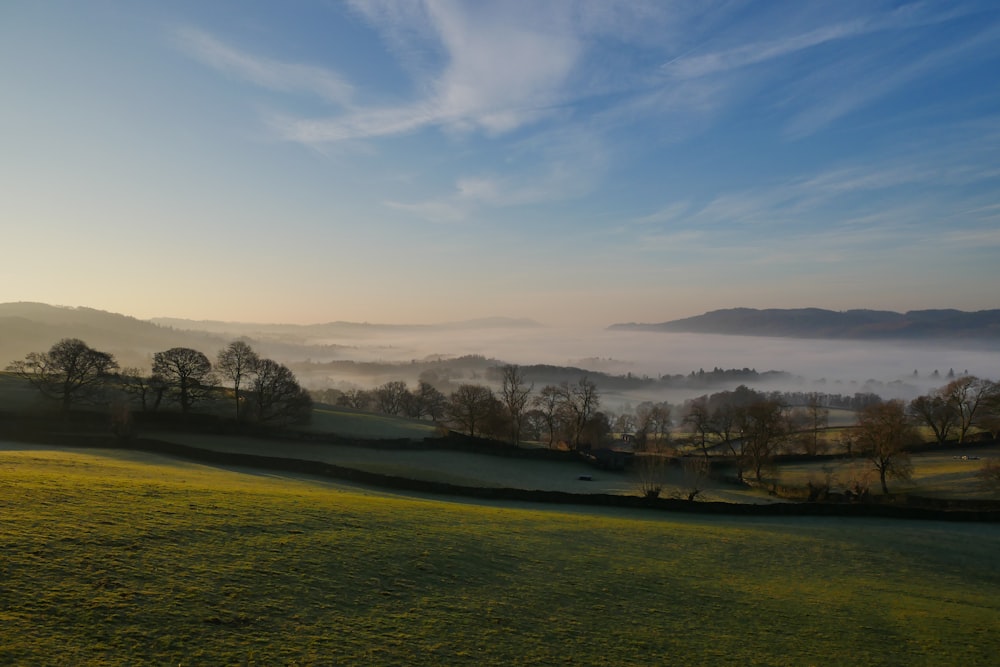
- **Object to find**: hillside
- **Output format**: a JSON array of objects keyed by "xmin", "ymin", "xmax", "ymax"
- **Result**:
[
  {"xmin": 610, "ymin": 308, "xmax": 1000, "ymax": 340},
  {"xmin": 150, "ymin": 315, "xmax": 542, "ymax": 340},
  {"xmin": 0, "ymin": 303, "xmax": 537, "ymax": 368},
  {"xmin": 0, "ymin": 302, "xmax": 232, "ymax": 368},
  {"xmin": 3, "ymin": 447, "xmax": 999, "ymax": 665}
]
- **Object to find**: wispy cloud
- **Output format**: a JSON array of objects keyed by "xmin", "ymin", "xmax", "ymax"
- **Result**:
[
  {"xmin": 174, "ymin": 27, "xmax": 353, "ymax": 105},
  {"xmin": 270, "ymin": 1, "xmax": 584, "ymax": 143},
  {"xmin": 627, "ymin": 117, "xmax": 1000, "ymax": 263},
  {"xmin": 663, "ymin": 3, "xmax": 975, "ymax": 79},
  {"xmin": 783, "ymin": 21, "xmax": 1000, "ymax": 138},
  {"xmin": 386, "ymin": 119, "xmax": 611, "ymax": 223},
  {"xmin": 657, "ymin": 3, "xmax": 1000, "ymax": 138}
]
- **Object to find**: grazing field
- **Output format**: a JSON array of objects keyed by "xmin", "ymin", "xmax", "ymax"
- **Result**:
[
  {"xmin": 2, "ymin": 443, "xmax": 999, "ymax": 666},
  {"xmin": 303, "ymin": 403, "xmax": 442, "ymax": 440},
  {"xmin": 774, "ymin": 445, "xmax": 1000, "ymax": 498},
  {"xmin": 145, "ymin": 432, "xmax": 775, "ymax": 502}
]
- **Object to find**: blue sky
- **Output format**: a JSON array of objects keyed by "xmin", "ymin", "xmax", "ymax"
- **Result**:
[{"xmin": 2, "ymin": 1, "xmax": 999, "ymax": 326}]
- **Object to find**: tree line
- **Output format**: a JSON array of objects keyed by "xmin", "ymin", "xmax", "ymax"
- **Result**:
[
  {"xmin": 6, "ymin": 338, "xmax": 311, "ymax": 426},
  {"xmin": 314, "ymin": 366, "xmax": 609, "ymax": 449},
  {"xmin": 675, "ymin": 376, "xmax": 1000, "ymax": 494},
  {"xmin": 9, "ymin": 339, "xmax": 998, "ymax": 493}
]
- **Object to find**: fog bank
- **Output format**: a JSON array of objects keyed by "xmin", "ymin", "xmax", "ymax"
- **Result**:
[{"xmin": 309, "ymin": 326, "xmax": 1000, "ymax": 400}]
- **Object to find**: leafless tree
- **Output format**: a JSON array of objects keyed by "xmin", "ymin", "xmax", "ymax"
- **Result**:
[
  {"xmin": 337, "ymin": 389, "xmax": 373, "ymax": 411},
  {"xmin": 119, "ymin": 366, "xmax": 167, "ymax": 412},
  {"xmin": 636, "ymin": 454, "xmax": 669, "ymax": 499},
  {"xmin": 532, "ymin": 385, "xmax": 564, "ymax": 448},
  {"xmin": 683, "ymin": 396, "xmax": 715, "ymax": 459},
  {"xmin": 738, "ymin": 399, "xmax": 787, "ymax": 482},
  {"xmin": 855, "ymin": 400, "xmax": 914, "ymax": 494},
  {"xmin": 499, "ymin": 364, "xmax": 533, "ymax": 445},
  {"xmin": 250, "ymin": 358, "xmax": 311, "ymax": 423},
  {"xmin": 7, "ymin": 338, "xmax": 118, "ymax": 412},
  {"xmin": 374, "ymin": 380, "xmax": 410, "ymax": 416},
  {"xmin": 636, "ymin": 401, "xmax": 671, "ymax": 452},
  {"xmin": 216, "ymin": 341, "xmax": 260, "ymax": 421},
  {"xmin": 409, "ymin": 380, "xmax": 448, "ymax": 421},
  {"xmin": 978, "ymin": 393, "xmax": 1000, "ymax": 439},
  {"xmin": 801, "ymin": 393, "xmax": 829, "ymax": 455},
  {"xmin": 679, "ymin": 457, "xmax": 710, "ymax": 501},
  {"xmin": 561, "ymin": 377, "xmax": 600, "ymax": 449},
  {"xmin": 940, "ymin": 376, "xmax": 1000, "ymax": 443},
  {"xmin": 152, "ymin": 347, "xmax": 215, "ymax": 414},
  {"xmin": 447, "ymin": 384, "xmax": 496, "ymax": 438}
]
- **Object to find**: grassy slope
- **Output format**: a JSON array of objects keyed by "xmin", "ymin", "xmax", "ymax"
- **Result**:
[
  {"xmin": 2, "ymin": 445, "xmax": 999, "ymax": 666},
  {"xmin": 303, "ymin": 403, "xmax": 441, "ymax": 440},
  {"xmin": 775, "ymin": 445, "xmax": 1000, "ymax": 498},
  {"xmin": 144, "ymin": 432, "xmax": 777, "ymax": 502}
]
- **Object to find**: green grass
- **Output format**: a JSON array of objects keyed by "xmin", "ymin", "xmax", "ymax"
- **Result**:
[
  {"xmin": 303, "ymin": 404, "xmax": 442, "ymax": 440},
  {"xmin": 775, "ymin": 446, "xmax": 1000, "ymax": 498},
  {"xmin": 143, "ymin": 432, "xmax": 779, "ymax": 501},
  {"xmin": 2, "ymin": 443, "xmax": 999, "ymax": 665}
]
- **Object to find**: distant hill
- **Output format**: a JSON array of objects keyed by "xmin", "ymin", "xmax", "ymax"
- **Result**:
[
  {"xmin": 609, "ymin": 308, "xmax": 1000, "ymax": 340},
  {"xmin": 0, "ymin": 302, "xmax": 231, "ymax": 368},
  {"xmin": 0, "ymin": 303, "xmax": 541, "ymax": 371},
  {"xmin": 149, "ymin": 315, "xmax": 542, "ymax": 339}
]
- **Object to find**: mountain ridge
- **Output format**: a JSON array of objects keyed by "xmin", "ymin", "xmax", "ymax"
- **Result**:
[
  {"xmin": 0, "ymin": 302, "xmax": 541, "ymax": 368},
  {"xmin": 609, "ymin": 307, "xmax": 1000, "ymax": 340}
]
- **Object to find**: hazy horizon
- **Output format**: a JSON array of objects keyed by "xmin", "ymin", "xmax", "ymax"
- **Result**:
[
  {"xmin": 4, "ymin": 300, "xmax": 1000, "ymax": 413},
  {"xmin": 3, "ymin": 2, "xmax": 998, "ymax": 326}
]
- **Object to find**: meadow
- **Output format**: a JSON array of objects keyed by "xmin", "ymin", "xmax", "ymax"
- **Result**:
[
  {"xmin": 773, "ymin": 445, "xmax": 1000, "ymax": 499},
  {"xmin": 304, "ymin": 404, "xmax": 441, "ymax": 440},
  {"xmin": 144, "ymin": 431, "xmax": 777, "ymax": 503},
  {"xmin": 2, "ymin": 443, "xmax": 999, "ymax": 666}
]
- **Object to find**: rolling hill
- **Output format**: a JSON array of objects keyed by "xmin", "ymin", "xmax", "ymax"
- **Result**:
[{"xmin": 610, "ymin": 307, "xmax": 1000, "ymax": 340}]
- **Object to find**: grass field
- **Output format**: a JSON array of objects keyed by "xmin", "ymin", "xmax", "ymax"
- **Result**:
[
  {"xmin": 144, "ymin": 432, "xmax": 777, "ymax": 502},
  {"xmin": 2, "ymin": 443, "xmax": 999, "ymax": 666},
  {"xmin": 774, "ymin": 445, "xmax": 1000, "ymax": 498},
  {"xmin": 303, "ymin": 403, "xmax": 442, "ymax": 440}
]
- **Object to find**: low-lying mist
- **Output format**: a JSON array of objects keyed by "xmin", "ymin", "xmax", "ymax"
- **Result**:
[{"xmin": 295, "ymin": 325, "xmax": 1000, "ymax": 408}]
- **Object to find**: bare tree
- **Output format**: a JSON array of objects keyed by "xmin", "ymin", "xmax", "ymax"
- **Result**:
[
  {"xmin": 7, "ymin": 338, "xmax": 119, "ymax": 412},
  {"xmin": 802, "ymin": 393, "xmax": 829, "ymax": 455},
  {"xmin": 635, "ymin": 401, "xmax": 671, "ymax": 452},
  {"xmin": 978, "ymin": 393, "xmax": 1000, "ymax": 439},
  {"xmin": 683, "ymin": 396, "xmax": 714, "ymax": 459},
  {"xmin": 695, "ymin": 386, "xmax": 766, "ymax": 481},
  {"xmin": 216, "ymin": 341, "xmax": 260, "ymax": 421},
  {"xmin": 561, "ymin": 377, "xmax": 600, "ymax": 449},
  {"xmin": 940, "ymin": 376, "xmax": 999, "ymax": 443},
  {"xmin": 499, "ymin": 364, "xmax": 533, "ymax": 445},
  {"xmin": 855, "ymin": 400, "xmax": 914, "ymax": 494},
  {"xmin": 636, "ymin": 454, "xmax": 669, "ymax": 499},
  {"xmin": 337, "ymin": 389, "xmax": 373, "ymax": 411},
  {"xmin": 614, "ymin": 411, "xmax": 637, "ymax": 438},
  {"xmin": 152, "ymin": 347, "xmax": 215, "ymax": 414},
  {"xmin": 250, "ymin": 359, "xmax": 312, "ymax": 423},
  {"xmin": 374, "ymin": 380, "xmax": 410, "ymax": 416},
  {"xmin": 680, "ymin": 457, "xmax": 710, "ymax": 501},
  {"xmin": 447, "ymin": 384, "xmax": 496, "ymax": 438},
  {"xmin": 738, "ymin": 399, "xmax": 787, "ymax": 482},
  {"xmin": 532, "ymin": 385, "xmax": 564, "ymax": 448},
  {"xmin": 119, "ymin": 366, "xmax": 167, "ymax": 412},
  {"xmin": 408, "ymin": 380, "xmax": 448, "ymax": 421},
  {"xmin": 650, "ymin": 402, "xmax": 672, "ymax": 450}
]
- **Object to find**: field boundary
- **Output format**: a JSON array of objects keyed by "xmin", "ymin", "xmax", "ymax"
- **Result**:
[{"xmin": 5, "ymin": 425, "xmax": 1000, "ymax": 522}]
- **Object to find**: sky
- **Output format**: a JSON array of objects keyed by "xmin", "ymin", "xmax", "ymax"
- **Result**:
[{"xmin": 2, "ymin": 0, "xmax": 999, "ymax": 327}]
